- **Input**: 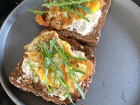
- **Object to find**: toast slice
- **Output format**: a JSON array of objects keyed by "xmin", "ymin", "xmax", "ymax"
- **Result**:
[
  {"xmin": 35, "ymin": 0, "xmax": 111, "ymax": 46},
  {"xmin": 9, "ymin": 30, "xmax": 96, "ymax": 104},
  {"xmin": 55, "ymin": 0, "xmax": 111, "ymax": 46}
]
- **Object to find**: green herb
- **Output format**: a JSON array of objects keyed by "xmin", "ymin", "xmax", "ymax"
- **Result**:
[
  {"xmin": 73, "ymin": 77, "xmax": 85, "ymax": 99},
  {"xmin": 28, "ymin": 9, "xmax": 65, "ymax": 15},
  {"xmin": 57, "ymin": 75, "xmax": 74, "ymax": 104},
  {"xmin": 78, "ymin": 4, "xmax": 92, "ymax": 14},
  {"xmin": 28, "ymin": 9, "xmax": 49, "ymax": 15},
  {"xmin": 42, "ymin": 0, "xmax": 93, "ymax": 7},
  {"xmin": 66, "ymin": 54, "xmax": 87, "ymax": 61},
  {"xmin": 72, "ymin": 69, "xmax": 86, "ymax": 75},
  {"xmin": 35, "ymin": 37, "xmax": 87, "ymax": 104},
  {"xmin": 50, "ymin": 38, "xmax": 86, "ymax": 99},
  {"xmin": 29, "ymin": 0, "xmax": 95, "ymax": 21},
  {"xmin": 64, "ymin": 5, "xmax": 70, "ymax": 19},
  {"xmin": 52, "ymin": 72, "xmax": 56, "ymax": 92},
  {"xmin": 44, "ymin": 58, "xmax": 52, "ymax": 93},
  {"xmin": 26, "ymin": 61, "xmax": 35, "ymax": 83}
]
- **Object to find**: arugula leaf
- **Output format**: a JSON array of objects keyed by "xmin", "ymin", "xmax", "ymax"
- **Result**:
[
  {"xmin": 42, "ymin": 0, "xmax": 93, "ymax": 7},
  {"xmin": 60, "ymin": 6, "xmax": 63, "ymax": 11},
  {"xmin": 36, "ymin": 42, "xmax": 64, "ymax": 74},
  {"xmin": 73, "ymin": 77, "xmax": 85, "ymax": 99},
  {"xmin": 66, "ymin": 54, "xmax": 88, "ymax": 61},
  {"xmin": 35, "ymin": 37, "xmax": 87, "ymax": 104},
  {"xmin": 28, "ymin": 9, "xmax": 64, "ymax": 15},
  {"xmin": 28, "ymin": 9, "xmax": 49, "ymax": 15},
  {"xmin": 64, "ymin": 5, "xmax": 70, "ymax": 19},
  {"xmin": 57, "ymin": 75, "xmax": 74, "ymax": 104},
  {"xmin": 79, "ymin": 5, "xmax": 92, "ymax": 14},
  {"xmin": 52, "ymin": 72, "xmax": 56, "ymax": 92},
  {"xmin": 72, "ymin": 69, "xmax": 86, "ymax": 75},
  {"xmin": 29, "ymin": 0, "xmax": 95, "ymax": 22},
  {"xmin": 26, "ymin": 61, "xmax": 35, "ymax": 83},
  {"xmin": 50, "ymin": 40, "xmax": 69, "ymax": 63},
  {"xmin": 45, "ymin": 66, "xmax": 53, "ymax": 93},
  {"xmin": 65, "ymin": 64, "xmax": 76, "ymax": 77},
  {"xmin": 50, "ymin": 38, "xmax": 86, "ymax": 100}
]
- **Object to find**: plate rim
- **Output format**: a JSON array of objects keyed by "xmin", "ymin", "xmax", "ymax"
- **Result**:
[{"xmin": 0, "ymin": 0, "xmax": 28, "ymax": 104}]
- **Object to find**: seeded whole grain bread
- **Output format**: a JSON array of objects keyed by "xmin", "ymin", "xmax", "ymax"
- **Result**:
[
  {"xmin": 45, "ymin": 0, "xmax": 111, "ymax": 46},
  {"xmin": 9, "ymin": 34, "xmax": 96, "ymax": 105}
]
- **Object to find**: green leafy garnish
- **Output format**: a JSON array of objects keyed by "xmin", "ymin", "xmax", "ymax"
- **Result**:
[
  {"xmin": 66, "ymin": 54, "xmax": 88, "ymax": 61},
  {"xmin": 28, "ymin": 9, "xmax": 65, "ymax": 15},
  {"xmin": 28, "ymin": 9, "xmax": 49, "ymax": 15},
  {"xmin": 29, "ymin": 0, "xmax": 95, "ymax": 21},
  {"xmin": 78, "ymin": 4, "xmax": 92, "ymax": 14},
  {"xmin": 73, "ymin": 77, "xmax": 85, "ymax": 99},
  {"xmin": 50, "ymin": 38, "xmax": 86, "ymax": 98},
  {"xmin": 72, "ymin": 69, "xmax": 86, "ymax": 75},
  {"xmin": 33, "ymin": 37, "xmax": 87, "ymax": 104},
  {"xmin": 57, "ymin": 76, "xmax": 74, "ymax": 104},
  {"xmin": 42, "ymin": 0, "xmax": 93, "ymax": 7},
  {"xmin": 26, "ymin": 61, "xmax": 35, "ymax": 83}
]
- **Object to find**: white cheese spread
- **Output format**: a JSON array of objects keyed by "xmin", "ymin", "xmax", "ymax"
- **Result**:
[
  {"xmin": 67, "ymin": 9, "xmax": 101, "ymax": 36},
  {"xmin": 73, "ymin": 50, "xmax": 86, "ymax": 58}
]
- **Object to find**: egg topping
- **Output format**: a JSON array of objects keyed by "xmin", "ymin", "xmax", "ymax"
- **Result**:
[
  {"xmin": 22, "ymin": 30, "xmax": 94, "ymax": 94},
  {"xmin": 35, "ymin": 0, "xmax": 105, "ymax": 30}
]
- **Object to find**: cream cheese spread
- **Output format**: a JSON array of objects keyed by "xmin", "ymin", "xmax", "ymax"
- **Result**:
[{"xmin": 67, "ymin": 9, "xmax": 101, "ymax": 36}]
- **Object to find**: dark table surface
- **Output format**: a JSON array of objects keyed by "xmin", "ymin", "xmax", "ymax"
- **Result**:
[{"xmin": 0, "ymin": 0, "xmax": 140, "ymax": 105}]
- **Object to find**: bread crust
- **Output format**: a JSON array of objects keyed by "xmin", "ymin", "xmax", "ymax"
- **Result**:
[
  {"xmin": 9, "ymin": 37, "xmax": 96, "ymax": 105},
  {"xmin": 45, "ymin": 0, "xmax": 111, "ymax": 46}
]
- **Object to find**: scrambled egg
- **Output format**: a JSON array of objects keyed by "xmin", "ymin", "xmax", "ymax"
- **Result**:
[{"xmin": 23, "ymin": 30, "xmax": 94, "ymax": 93}]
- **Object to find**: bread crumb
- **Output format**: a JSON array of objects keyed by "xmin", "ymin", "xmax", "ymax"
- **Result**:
[
  {"xmin": 93, "ymin": 48, "xmax": 97, "ymax": 51},
  {"xmin": 93, "ymin": 47, "xmax": 99, "ymax": 51}
]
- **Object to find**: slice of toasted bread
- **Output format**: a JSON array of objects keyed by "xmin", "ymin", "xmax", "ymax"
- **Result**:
[
  {"xmin": 35, "ymin": 0, "xmax": 111, "ymax": 46},
  {"xmin": 52, "ymin": 0, "xmax": 111, "ymax": 46},
  {"xmin": 9, "ymin": 30, "xmax": 96, "ymax": 104}
]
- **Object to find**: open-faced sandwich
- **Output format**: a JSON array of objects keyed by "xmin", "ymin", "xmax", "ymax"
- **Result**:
[
  {"xmin": 29, "ymin": 0, "xmax": 111, "ymax": 46},
  {"xmin": 10, "ymin": 0, "xmax": 111, "ymax": 104},
  {"xmin": 9, "ymin": 30, "xmax": 96, "ymax": 104}
]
